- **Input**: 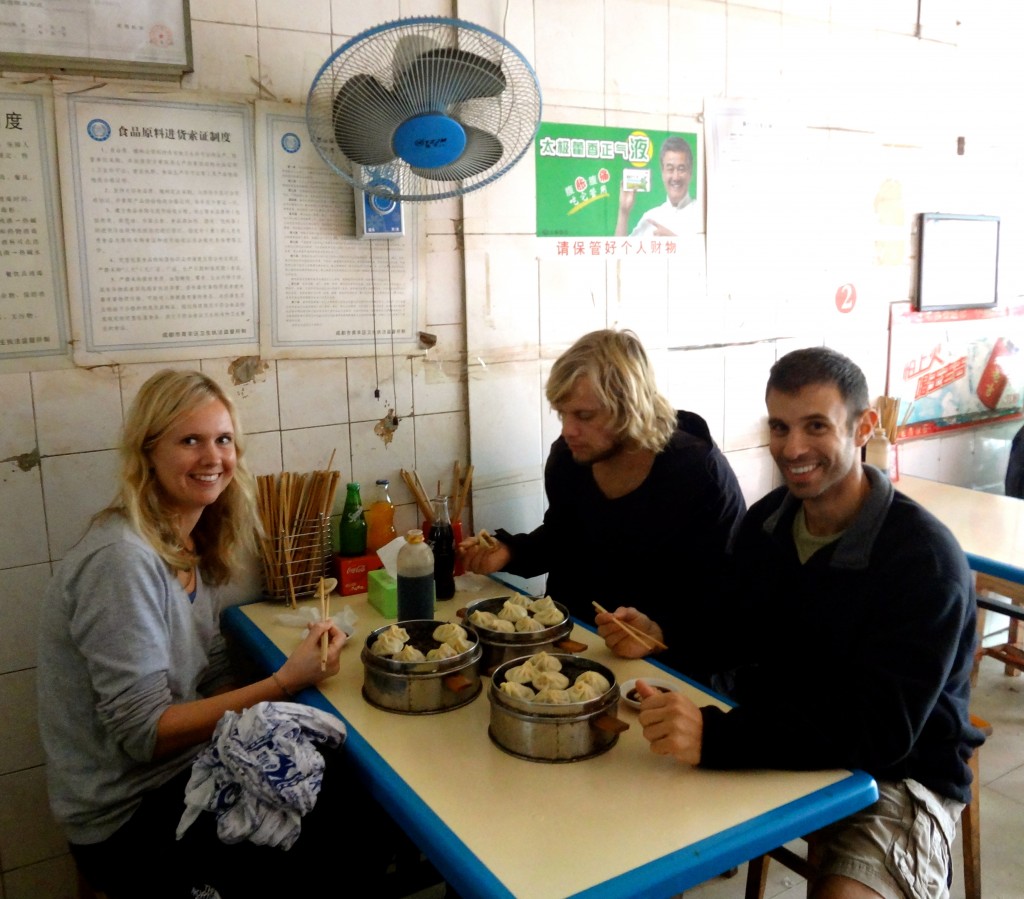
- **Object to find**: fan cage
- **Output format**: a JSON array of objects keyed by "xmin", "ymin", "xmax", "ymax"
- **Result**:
[{"xmin": 307, "ymin": 16, "xmax": 542, "ymax": 202}]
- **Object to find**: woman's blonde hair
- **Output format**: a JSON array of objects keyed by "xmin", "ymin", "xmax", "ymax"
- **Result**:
[
  {"xmin": 546, "ymin": 329, "xmax": 677, "ymax": 453},
  {"xmin": 98, "ymin": 369, "xmax": 259, "ymax": 585}
]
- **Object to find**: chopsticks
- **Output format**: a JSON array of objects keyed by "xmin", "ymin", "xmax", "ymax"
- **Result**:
[
  {"xmin": 592, "ymin": 601, "xmax": 668, "ymax": 652},
  {"xmin": 877, "ymin": 395, "xmax": 902, "ymax": 443},
  {"xmin": 401, "ymin": 461, "xmax": 475, "ymax": 524},
  {"xmin": 316, "ymin": 576, "xmax": 337, "ymax": 671}
]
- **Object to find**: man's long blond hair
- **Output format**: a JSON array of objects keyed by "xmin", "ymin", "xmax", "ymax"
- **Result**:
[
  {"xmin": 546, "ymin": 329, "xmax": 677, "ymax": 453},
  {"xmin": 96, "ymin": 369, "xmax": 259, "ymax": 586}
]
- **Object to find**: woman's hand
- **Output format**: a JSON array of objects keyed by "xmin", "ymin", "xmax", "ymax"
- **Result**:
[{"xmin": 276, "ymin": 620, "xmax": 347, "ymax": 692}]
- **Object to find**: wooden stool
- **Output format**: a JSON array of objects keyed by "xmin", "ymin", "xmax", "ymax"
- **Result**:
[
  {"xmin": 744, "ymin": 714, "xmax": 992, "ymax": 899},
  {"xmin": 973, "ymin": 572, "xmax": 1024, "ymax": 682}
]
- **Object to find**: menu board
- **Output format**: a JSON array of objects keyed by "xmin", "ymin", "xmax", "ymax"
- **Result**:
[
  {"xmin": 0, "ymin": 81, "xmax": 72, "ymax": 372},
  {"xmin": 55, "ymin": 83, "xmax": 259, "ymax": 365}
]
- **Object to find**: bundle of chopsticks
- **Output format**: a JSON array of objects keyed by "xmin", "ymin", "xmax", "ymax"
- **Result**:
[
  {"xmin": 400, "ymin": 461, "xmax": 474, "ymax": 524},
  {"xmin": 877, "ymin": 395, "xmax": 901, "ymax": 443},
  {"xmin": 256, "ymin": 468, "xmax": 340, "ymax": 607}
]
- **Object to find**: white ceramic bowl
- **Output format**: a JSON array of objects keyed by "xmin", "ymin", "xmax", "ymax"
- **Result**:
[{"xmin": 619, "ymin": 677, "xmax": 679, "ymax": 710}]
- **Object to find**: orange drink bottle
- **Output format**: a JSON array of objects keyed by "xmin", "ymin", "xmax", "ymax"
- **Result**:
[{"xmin": 366, "ymin": 478, "xmax": 397, "ymax": 553}]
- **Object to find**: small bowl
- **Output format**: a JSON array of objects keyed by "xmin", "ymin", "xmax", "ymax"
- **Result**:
[{"xmin": 619, "ymin": 677, "xmax": 679, "ymax": 710}]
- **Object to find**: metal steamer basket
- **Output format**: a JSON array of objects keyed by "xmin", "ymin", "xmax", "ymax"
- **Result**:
[
  {"xmin": 361, "ymin": 620, "xmax": 483, "ymax": 714},
  {"xmin": 459, "ymin": 596, "xmax": 586, "ymax": 674},
  {"xmin": 488, "ymin": 655, "xmax": 628, "ymax": 762}
]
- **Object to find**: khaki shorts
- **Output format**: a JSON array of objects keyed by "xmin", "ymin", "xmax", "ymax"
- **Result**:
[{"xmin": 812, "ymin": 779, "xmax": 964, "ymax": 899}]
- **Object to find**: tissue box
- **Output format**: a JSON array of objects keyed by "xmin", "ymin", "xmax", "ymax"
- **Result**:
[
  {"xmin": 367, "ymin": 568, "xmax": 397, "ymax": 618},
  {"xmin": 335, "ymin": 553, "xmax": 383, "ymax": 596}
]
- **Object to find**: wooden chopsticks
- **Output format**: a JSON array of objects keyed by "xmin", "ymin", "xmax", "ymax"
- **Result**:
[
  {"xmin": 592, "ymin": 601, "xmax": 668, "ymax": 651},
  {"xmin": 401, "ymin": 461, "xmax": 475, "ymax": 524}
]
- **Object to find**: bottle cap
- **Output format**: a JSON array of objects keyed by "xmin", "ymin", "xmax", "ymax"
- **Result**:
[
  {"xmin": 406, "ymin": 529, "xmax": 424, "ymax": 543},
  {"xmin": 376, "ymin": 478, "xmax": 389, "ymax": 486}
]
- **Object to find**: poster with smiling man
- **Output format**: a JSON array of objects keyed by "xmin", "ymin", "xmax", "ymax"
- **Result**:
[{"xmin": 534, "ymin": 123, "xmax": 699, "ymax": 242}]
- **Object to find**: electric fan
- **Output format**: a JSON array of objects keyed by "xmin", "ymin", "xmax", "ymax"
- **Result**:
[{"xmin": 306, "ymin": 16, "xmax": 542, "ymax": 202}]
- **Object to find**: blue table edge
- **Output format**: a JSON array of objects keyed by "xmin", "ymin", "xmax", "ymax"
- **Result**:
[{"xmin": 222, "ymin": 604, "xmax": 878, "ymax": 899}]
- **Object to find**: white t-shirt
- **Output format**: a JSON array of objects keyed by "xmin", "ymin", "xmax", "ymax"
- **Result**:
[{"xmin": 629, "ymin": 194, "xmax": 697, "ymax": 238}]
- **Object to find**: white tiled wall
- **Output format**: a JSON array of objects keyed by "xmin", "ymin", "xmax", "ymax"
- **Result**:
[{"xmin": 3, "ymin": 0, "xmax": 1023, "ymax": 894}]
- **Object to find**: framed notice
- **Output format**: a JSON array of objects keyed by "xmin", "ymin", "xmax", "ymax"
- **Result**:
[
  {"xmin": 0, "ymin": 0, "xmax": 192, "ymax": 79},
  {"xmin": 915, "ymin": 212, "xmax": 1000, "ymax": 312}
]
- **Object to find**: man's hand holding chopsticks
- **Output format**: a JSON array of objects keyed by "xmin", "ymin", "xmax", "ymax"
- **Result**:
[
  {"xmin": 457, "ymin": 531, "xmax": 510, "ymax": 575},
  {"xmin": 594, "ymin": 605, "xmax": 666, "ymax": 658}
]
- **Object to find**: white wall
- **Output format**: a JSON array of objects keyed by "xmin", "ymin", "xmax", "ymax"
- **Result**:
[{"xmin": 1, "ymin": 0, "xmax": 1022, "ymax": 894}]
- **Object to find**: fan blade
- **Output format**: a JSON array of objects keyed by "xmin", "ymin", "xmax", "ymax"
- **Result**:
[
  {"xmin": 394, "ymin": 48, "xmax": 506, "ymax": 112},
  {"xmin": 331, "ymin": 73, "xmax": 403, "ymax": 166},
  {"xmin": 411, "ymin": 125, "xmax": 503, "ymax": 181}
]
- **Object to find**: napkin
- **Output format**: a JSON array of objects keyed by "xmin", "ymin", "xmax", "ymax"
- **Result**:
[{"xmin": 274, "ymin": 605, "xmax": 357, "ymax": 636}]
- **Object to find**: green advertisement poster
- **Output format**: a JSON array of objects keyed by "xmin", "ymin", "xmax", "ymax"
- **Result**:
[{"xmin": 535, "ymin": 123, "xmax": 698, "ymax": 239}]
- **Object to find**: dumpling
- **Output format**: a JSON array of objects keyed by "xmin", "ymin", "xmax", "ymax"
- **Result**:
[
  {"xmin": 533, "ymin": 688, "xmax": 572, "ymax": 704},
  {"xmin": 574, "ymin": 670, "xmax": 611, "ymax": 694},
  {"xmin": 497, "ymin": 601, "xmax": 529, "ymax": 622},
  {"xmin": 384, "ymin": 624, "xmax": 410, "ymax": 642},
  {"xmin": 515, "ymin": 616, "xmax": 545, "ymax": 632},
  {"xmin": 488, "ymin": 619, "xmax": 516, "ymax": 633},
  {"xmin": 531, "ymin": 670, "xmax": 570, "ymax": 691},
  {"xmin": 505, "ymin": 593, "xmax": 532, "ymax": 608},
  {"xmin": 499, "ymin": 681, "xmax": 536, "ymax": 700},
  {"xmin": 446, "ymin": 633, "xmax": 474, "ymax": 655},
  {"xmin": 567, "ymin": 681, "xmax": 600, "ymax": 702},
  {"xmin": 393, "ymin": 645, "xmax": 426, "ymax": 662},
  {"xmin": 532, "ymin": 607, "xmax": 565, "ymax": 627},
  {"xmin": 528, "ymin": 595, "xmax": 556, "ymax": 613},
  {"xmin": 528, "ymin": 651, "xmax": 562, "ymax": 673},
  {"xmin": 433, "ymin": 622, "xmax": 467, "ymax": 644},
  {"xmin": 469, "ymin": 609, "xmax": 500, "ymax": 628},
  {"xmin": 504, "ymin": 663, "xmax": 534, "ymax": 684},
  {"xmin": 426, "ymin": 643, "xmax": 457, "ymax": 661},
  {"xmin": 370, "ymin": 633, "xmax": 405, "ymax": 656}
]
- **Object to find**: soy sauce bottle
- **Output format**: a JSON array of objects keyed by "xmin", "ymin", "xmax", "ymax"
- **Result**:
[
  {"xmin": 427, "ymin": 495, "xmax": 456, "ymax": 600},
  {"xmin": 396, "ymin": 530, "xmax": 435, "ymax": 620}
]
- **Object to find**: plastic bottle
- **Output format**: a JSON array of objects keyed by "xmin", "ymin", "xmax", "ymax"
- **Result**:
[
  {"xmin": 365, "ymin": 478, "xmax": 397, "ymax": 553},
  {"xmin": 865, "ymin": 427, "xmax": 891, "ymax": 476},
  {"xmin": 337, "ymin": 482, "xmax": 367, "ymax": 556},
  {"xmin": 396, "ymin": 529, "xmax": 435, "ymax": 620},
  {"xmin": 427, "ymin": 495, "xmax": 456, "ymax": 600}
]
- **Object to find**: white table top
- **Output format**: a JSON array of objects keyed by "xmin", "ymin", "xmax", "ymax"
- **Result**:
[
  {"xmin": 896, "ymin": 475, "xmax": 1024, "ymax": 583},
  {"xmin": 224, "ymin": 574, "xmax": 876, "ymax": 898}
]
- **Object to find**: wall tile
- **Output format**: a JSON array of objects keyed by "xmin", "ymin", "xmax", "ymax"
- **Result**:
[
  {"xmin": 256, "ymin": 0, "xmax": 331, "ymax": 31},
  {"xmin": 411, "ymin": 324, "xmax": 467, "ymax": 417},
  {"xmin": 202, "ymin": 358, "xmax": 281, "ymax": 435},
  {"xmin": 724, "ymin": 5, "xmax": 784, "ymax": 98},
  {"xmin": 724, "ymin": 445, "xmax": 778, "ymax": 507},
  {"xmin": 533, "ymin": 0, "xmax": 605, "ymax": 110},
  {"xmin": 0, "ymin": 565, "xmax": 51, "ymax": 675},
  {"xmin": 192, "ymin": 0, "xmax": 257, "ymax": 26},
  {"xmin": 668, "ymin": 0, "xmax": 728, "ymax": 113},
  {"xmin": 347, "ymin": 356, "xmax": 413, "ymax": 423},
  {"xmin": 665, "ymin": 346, "xmax": 726, "ymax": 448},
  {"xmin": 0, "ymin": 373, "xmax": 33, "ymax": 460},
  {"xmin": 243, "ymin": 430, "xmax": 284, "ymax": 477},
  {"xmin": 605, "ymin": 0, "xmax": 670, "ymax": 115},
  {"xmin": 0, "ymin": 670, "xmax": 42, "ymax": 774},
  {"xmin": 0, "ymin": 466, "xmax": 47, "ymax": 569},
  {"xmin": 608, "ymin": 257, "xmax": 671, "ymax": 351},
  {"xmin": 466, "ymin": 359, "xmax": 545, "ymax": 489},
  {"xmin": 349, "ymin": 417, "xmax": 415, "ymax": 511},
  {"xmin": 331, "ymin": 0, "xmax": 399, "ymax": 37},
  {"xmin": 463, "ymin": 236, "xmax": 541, "ymax": 362},
  {"xmin": 40, "ymin": 451, "xmax": 120, "ymax": 562},
  {"xmin": 32, "ymin": 368, "xmax": 121, "ymax": 457},
  {"xmin": 277, "ymin": 359, "xmax": 350, "ymax": 431},
  {"xmin": 722, "ymin": 342, "xmax": 775, "ymax": 451},
  {"xmin": 412, "ymin": 411, "xmax": 470, "ymax": 515},
  {"xmin": 281, "ymin": 425, "xmax": 352, "ymax": 493},
  {"xmin": 0, "ymin": 767, "xmax": 66, "ymax": 871},
  {"xmin": 183, "ymin": 20, "xmax": 260, "ymax": 95},
  {"xmin": 538, "ymin": 257, "xmax": 608, "ymax": 350},
  {"xmin": 255, "ymin": 27, "xmax": 333, "ymax": 104},
  {"xmin": 424, "ymin": 232, "xmax": 465, "ymax": 328},
  {"xmin": 118, "ymin": 362, "xmax": 203, "ymax": 420}
]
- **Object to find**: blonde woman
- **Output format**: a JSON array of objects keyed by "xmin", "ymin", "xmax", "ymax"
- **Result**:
[{"xmin": 37, "ymin": 370, "xmax": 353, "ymax": 897}]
